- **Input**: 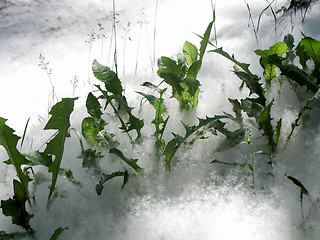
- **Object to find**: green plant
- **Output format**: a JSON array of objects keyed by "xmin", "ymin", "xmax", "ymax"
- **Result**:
[
  {"xmin": 157, "ymin": 21, "xmax": 213, "ymax": 110},
  {"xmin": 137, "ymin": 88, "xmax": 169, "ymax": 151}
]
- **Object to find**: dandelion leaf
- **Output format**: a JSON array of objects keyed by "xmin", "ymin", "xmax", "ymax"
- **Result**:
[
  {"xmin": 183, "ymin": 41, "xmax": 198, "ymax": 66},
  {"xmin": 1, "ymin": 180, "xmax": 34, "ymax": 234},
  {"xmin": 96, "ymin": 170, "xmax": 129, "ymax": 195},
  {"xmin": 109, "ymin": 148, "xmax": 142, "ymax": 173},
  {"xmin": 43, "ymin": 98, "xmax": 77, "ymax": 201},
  {"xmin": 279, "ymin": 64, "xmax": 319, "ymax": 93},
  {"xmin": 92, "ymin": 60, "xmax": 123, "ymax": 95},
  {"xmin": 0, "ymin": 117, "xmax": 31, "ymax": 199}
]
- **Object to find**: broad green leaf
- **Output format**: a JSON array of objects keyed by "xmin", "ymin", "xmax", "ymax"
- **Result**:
[
  {"xmin": 183, "ymin": 41, "xmax": 198, "ymax": 66},
  {"xmin": 297, "ymin": 37, "xmax": 320, "ymax": 67},
  {"xmin": 278, "ymin": 64, "xmax": 319, "ymax": 93},
  {"xmin": 199, "ymin": 21, "xmax": 213, "ymax": 61},
  {"xmin": 43, "ymin": 98, "xmax": 77, "ymax": 202},
  {"xmin": 86, "ymin": 92, "xmax": 103, "ymax": 120},
  {"xmin": 159, "ymin": 56, "xmax": 182, "ymax": 77},
  {"xmin": 81, "ymin": 117, "xmax": 100, "ymax": 147},
  {"xmin": 92, "ymin": 60, "xmax": 123, "ymax": 95},
  {"xmin": 49, "ymin": 227, "xmax": 68, "ymax": 240},
  {"xmin": 255, "ymin": 42, "xmax": 287, "ymax": 84},
  {"xmin": 96, "ymin": 170, "xmax": 129, "ymax": 195},
  {"xmin": 0, "ymin": 117, "xmax": 31, "ymax": 200},
  {"xmin": 183, "ymin": 76, "xmax": 201, "ymax": 96},
  {"xmin": 187, "ymin": 60, "xmax": 202, "ymax": 79},
  {"xmin": 109, "ymin": 148, "xmax": 142, "ymax": 173}
]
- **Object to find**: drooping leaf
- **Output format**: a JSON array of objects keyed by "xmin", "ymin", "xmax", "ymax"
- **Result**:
[
  {"xmin": 286, "ymin": 175, "xmax": 309, "ymax": 195},
  {"xmin": 241, "ymin": 98, "xmax": 264, "ymax": 120},
  {"xmin": 215, "ymin": 128, "xmax": 246, "ymax": 152},
  {"xmin": 49, "ymin": 227, "xmax": 68, "ymax": 240},
  {"xmin": 96, "ymin": 170, "xmax": 129, "ymax": 195},
  {"xmin": 109, "ymin": 148, "xmax": 142, "ymax": 173},
  {"xmin": 278, "ymin": 64, "xmax": 319, "ymax": 93},
  {"xmin": 234, "ymin": 71, "xmax": 265, "ymax": 106},
  {"xmin": 0, "ymin": 117, "xmax": 32, "ymax": 201},
  {"xmin": 42, "ymin": 98, "xmax": 77, "ymax": 202},
  {"xmin": 209, "ymin": 48, "xmax": 251, "ymax": 74},
  {"xmin": 296, "ymin": 37, "xmax": 320, "ymax": 68},
  {"xmin": 92, "ymin": 60, "xmax": 123, "ymax": 95},
  {"xmin": 211, "ymin": 159, "xmax": 253, "ymax": 171},
  {"xmin": 1, "ymin": 180, "xmax": 34, "ymax": 234},
  {"xmin": 86, "ymin": 92, "xmax": 104, "ymax": 120},
  {"xmin": 183, "ymin": 41, "xmax": 198, "ymax": 66}
]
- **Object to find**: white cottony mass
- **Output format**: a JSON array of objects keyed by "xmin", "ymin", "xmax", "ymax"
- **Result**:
[{"xmin": 0, "ymin": 0, "xmax": 320, "ymax": 239}]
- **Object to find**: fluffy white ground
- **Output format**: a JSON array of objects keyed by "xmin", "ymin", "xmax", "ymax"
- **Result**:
[{"xmin": 1, "ymin": 0, "xmax": 320, "ymax": 239}]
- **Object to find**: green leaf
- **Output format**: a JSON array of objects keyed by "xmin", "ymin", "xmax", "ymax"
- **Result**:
[
  {"xmin": 183, "ymin": 41, "xmax": 198, "ymax": 66},
  {"xmin": 92, "ymin": 60, "xmax": 123, "ymax": 95},
  {"xmin": 258, "ymin": 100, "xmax": 276, "ymax": 152},
  {"xmin": 199, "ymin": 21, "xmax": 213, "ymax": 61},
  {"xmin": 209, "ymin": 47, "xmax": 251, "ymax": 74},
  {"xmin": 81, "ymin": 117, "xmax": 100, "ymax": 147},
  {"xmin": 42, "ymin": 98, "xmax": 77, "ymax": 202},
  {"xmin": 211, "ymin": 160, "xmax": 253, "ymax": 171},
  {"xmin": 234, "ymin": 71, "xmax": 265, "ymax": 106},
  {"xmin": 1, "ymin": 180, "xmax": 34, "ymax": 234},
  {"xmin": 297, "ymin": 37, "xmax": 320, "ymax": 67},
  {"xmin": 0, "ymin": 117, "xmax": 32, "ymax": 201},
  {"xmin": 86, "ymin": 92, "xmax": 103, "ymax": 120},
  {"xmin": 215, "ymin": 128, "xmax": 246, "ymax": 152},
  {"xmin": 78, "ymin": 148, "xmax": 103, "ymax": 173},
  {"xmin": 241, "ymin": 98, "xmax": 264, "ymax": 120},
  {"xmin": 96, "ymin": 170, "xmax": 129, "ymax": 195},
  {"xmin": 278, "ymin": 64, "xmax": 319, "ymax": 93},
  {"xmin": 109, "ymin": 148, "xmax": 142, "ymax": 173},
  {"xmin": 286, "ymin": 175, "xmax": 309, "ymax": 195},
  {"xmin": 49, "ymin": 227, "xmax": 68, "ymax": 240}
]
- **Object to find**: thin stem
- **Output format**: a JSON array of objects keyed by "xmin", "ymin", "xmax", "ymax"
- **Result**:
[
  {"xmin": 112, "ymin": 0, "xmax": 118, "ymax": 74},
  {"xmin": 153, "ymin": 0, "xmax": 159, "ymax": 65}
]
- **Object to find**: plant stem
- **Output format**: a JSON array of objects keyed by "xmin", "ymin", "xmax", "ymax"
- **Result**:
[{"xmin": 112, "ymin": 0, "xmax": 118, "ymax": 74}]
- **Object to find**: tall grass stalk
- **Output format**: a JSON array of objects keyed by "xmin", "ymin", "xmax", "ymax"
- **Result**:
[
  {"xmin": 85, "ymin": 30, "xmax": 96, "ymax": 86},
  {"xmin": 244, "ymin": 0, "xmax": 259, "ymax": 44},
  {"xmin": 122, "ymin": 22, "xmax": 131, "ymax": 77},
  {"xmin": 112, "ymin": 0, "xmax": 118, "ymax": 74},
  {"xmin": 153, "ymin": 0, "xmax": 159, "ymax": 65},
  {"xmin": 39, "ymin": 54, "xmax": 58, "ymax": 108},
  {"xmin": 211, "ymin": 0, "xmax": 218, "ymax": 46}
]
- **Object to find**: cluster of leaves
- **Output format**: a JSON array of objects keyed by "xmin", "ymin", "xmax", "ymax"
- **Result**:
[
  {"xmin": 0, "ymin": 98, "xmax": 75, "ymax": 239},
  {"xmin": 1, "ymin": 20, "xmax": 319, "ymax": 239},
  {"xmin": 80, "ymin": 60, "xmax": 144, "ymax": 194},
  {"xmin": 157, "ymin": 21, "xmax": 213, "ymax": 110}
]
